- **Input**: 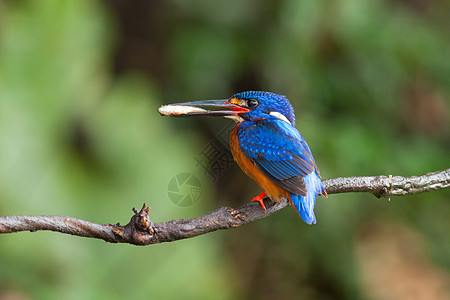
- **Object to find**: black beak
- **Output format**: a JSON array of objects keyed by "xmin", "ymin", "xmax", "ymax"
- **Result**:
[{"xmin": 158, "ymin": 99, "xmax": 249, "ymax": 117}]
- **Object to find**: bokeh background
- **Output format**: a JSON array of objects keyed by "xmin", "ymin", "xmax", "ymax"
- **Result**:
[{"xmin": 0, "ymin": 0, "xmax": 449, "ymax": 299}]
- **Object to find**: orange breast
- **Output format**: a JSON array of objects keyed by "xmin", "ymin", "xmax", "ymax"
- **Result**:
[{"xmin": 230, "ymin": 124, "xmax": 290, "ymax": 203}]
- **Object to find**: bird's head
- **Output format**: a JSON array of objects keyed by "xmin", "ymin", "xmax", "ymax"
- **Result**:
[
  {"xmin": 158, "ymin": 91, "xmax": 295, "ymax": 126},
  {"xmin": 227, "ymin": 91, "xmax": 295, "ymax": 125}
]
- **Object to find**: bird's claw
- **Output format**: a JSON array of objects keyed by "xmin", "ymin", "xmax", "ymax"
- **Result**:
[{"xmin": 251, "ymin": 192, "xmax": 267, "ymax": 212}]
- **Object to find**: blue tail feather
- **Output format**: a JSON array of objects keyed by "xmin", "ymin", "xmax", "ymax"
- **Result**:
[{"xmin": 290, "ymin": 171, "xmax": 325, "ymax": 225}]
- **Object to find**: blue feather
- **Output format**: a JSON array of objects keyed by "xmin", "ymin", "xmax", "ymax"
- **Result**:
[
  {"xmin": 236, "ymin": 114, "xmax": 325, "ymax": 224},
  {"xmin": 290, "ymin": 171, "xmax": 325, "ymax": 224},
  {"xmin": 238, "ymin": 118, "xmax": 315, "ymax": 180}
]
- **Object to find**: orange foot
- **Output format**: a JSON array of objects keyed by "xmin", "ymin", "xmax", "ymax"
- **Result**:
[{"xmin": 251, "ymin": 192, "xmax": 267, "ymax": 212}]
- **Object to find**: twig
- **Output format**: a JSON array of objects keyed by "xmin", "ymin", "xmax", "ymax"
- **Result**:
[{"xmin": 0, "ymin": 169, "xmax": 449, "ymax": 246}]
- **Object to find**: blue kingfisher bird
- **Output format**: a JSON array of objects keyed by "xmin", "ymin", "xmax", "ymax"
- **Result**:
[{"xmin": 158, "ymin": 91, "xmax": 327, "ymax": 224}]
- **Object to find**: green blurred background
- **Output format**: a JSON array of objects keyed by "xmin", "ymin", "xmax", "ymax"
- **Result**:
[{"xmin": 0, "ymin": 0, "xmax": 449, "ymax": 299}]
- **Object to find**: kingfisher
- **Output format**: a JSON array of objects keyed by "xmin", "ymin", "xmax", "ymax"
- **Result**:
[{"xmin": 158, "ymin": 91, "xmax": 327, "ymax": 224}]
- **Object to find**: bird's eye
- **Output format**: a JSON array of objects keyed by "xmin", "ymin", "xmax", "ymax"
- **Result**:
[{"xmin": 246, "ymin": 98, "xmax": 259, "ymax": 108}]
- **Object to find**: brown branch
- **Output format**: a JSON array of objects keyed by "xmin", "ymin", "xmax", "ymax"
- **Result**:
[{"xmin": 1, "ymin": 169, "xmax": 449, "ymax": 246}]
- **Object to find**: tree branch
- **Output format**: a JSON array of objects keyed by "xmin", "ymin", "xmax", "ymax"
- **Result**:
[{"xmin": 1, "ymin": 169, "xmax": 449, "ymax": 245}]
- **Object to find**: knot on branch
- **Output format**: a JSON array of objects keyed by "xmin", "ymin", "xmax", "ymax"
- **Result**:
[
  {"xmin": 110, "ymin": 203, "xmax": 155, "ymax": 245},
  {"xmin": 375, "ymin": 186, "xmax": 389, "ymax": 198},
  {"xmin": 131, "ymin": 204, "xmax": 153, "ymax": 233},
  {"xmin": 127, "ymin": 203, "xmax": 154, "ymax": 245},
  {"xmin": 374, "ymin": 174, "xmax": 394, "ymax": 199}
]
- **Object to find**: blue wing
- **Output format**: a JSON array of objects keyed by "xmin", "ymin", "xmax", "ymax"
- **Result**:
[
  {"xmin": 237, "ymin": 118, "xmax": 325, "ymax": 224},
  {"xmin": 237, "ymin": 118, "xmax": 319, "ymax": 196}
]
